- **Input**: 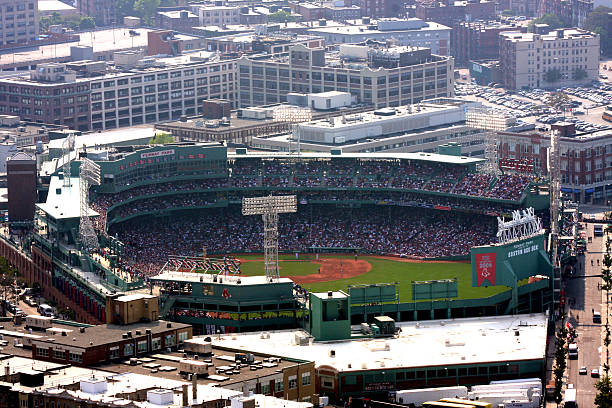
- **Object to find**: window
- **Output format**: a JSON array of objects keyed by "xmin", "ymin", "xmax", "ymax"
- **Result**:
[
  {"xmin": 36, "ymin": 347, "xmax": 49, "ymax": 357},
  {"xmin": 288, "ymin": 375, "xmax": 297, "ymax": 389},
  {"xmin": 261, "ymin": 383, "xmax": 271, "ymax": 394},
  {"xmin": 301, "ymin": 372, "xmax": 311, "ymax": 386},
  {"xmin": 69, "ymin": 352, "xmax": 82, "ymax": 362},
  {"xmin": 274, "ymin": 381, "xmax": 283, "ymax": 392},
  {"xmin": 165, "ymin": 334, "xmax": 176, "ymax": 347},
  {"xmin": 178, "ymin": 331, "xmax": 189, "ymax": 343},
  {"xmin": 320, "ymin": 375, "xmax": 333, "ymax": 389},
  {"xmin": 152, "ymin": 337, "xmax": 161, "ymax": 350},
  {"xmin": 124, "ymin": 343, "xmax": 134, "ymax": 356},
  {"xmin": 53, "ymin": 350, "xmax": 64, "ymax": 359},
  {"xmin": 137, "ymin": 340, "xmax": 148, "ymax": 353},
  {"xmin": 109, "ymin": 346, "xmax": 119, "ymax": 359}
]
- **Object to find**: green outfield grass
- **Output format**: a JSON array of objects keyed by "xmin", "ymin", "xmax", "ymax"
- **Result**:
[{"xmin": 235, "ymin": 255, "xmax": 510, "ymax": 302}]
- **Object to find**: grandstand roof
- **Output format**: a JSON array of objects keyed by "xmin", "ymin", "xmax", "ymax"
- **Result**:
[
  {"xmin": 228, "ymin": 151, "xmax": 484, "ymax": 165},
  {"xmin": 152, "ymin": 272, "xmax": 293, "ymax": 286},
  {"xmin": 48, "ymin": 125, "xmax": 155, "ymax": 151},
  {"xmin": 211, "ymin": 313, "xmax": 548, "ymax": 372},
  {"xmin": 37, "ymin": 176, "xmax": 99, "ymax": 220}
]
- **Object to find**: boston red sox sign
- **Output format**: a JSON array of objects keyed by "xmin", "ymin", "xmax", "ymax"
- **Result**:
[{"xmin": 475, "ymin": 253, "xmax": 496, "ymax": 286}]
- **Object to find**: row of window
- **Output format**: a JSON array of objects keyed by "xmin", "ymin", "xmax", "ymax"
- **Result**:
[
  {"xmin": 91, "ymin": 65, "xmax": 234, "ymax": 89},
  {"xmin": 241, "ymin": 66, "xmax": 448, "ymax": 82}
]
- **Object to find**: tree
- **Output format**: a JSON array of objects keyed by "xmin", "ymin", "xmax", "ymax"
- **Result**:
[
  {"xmin": 553, "ymin": 323, "xmax": 569, "ymax": 405},
  {"xmin": 500, "ymin": 9, "xmax": 515, "ymax": 16},
  {"xmin": 134, "ymin": 0, "xmax": 160, "ymax": 25},
  {"xmin": 573, "ymin": 68, "xmax": 587, "ymax": 80},
  {"xmin": 0, "ymin": 256, "xmax": 19, "ymax": 316},
  {"xmin": 267, "ymin": 10, "xmax": 300, "ymax": 23},
  {"xmin": 596, "ymin": 376, "xmax": 612, "ymax": 407},
  {"xmin": 528, "ymin": 13, "xmax": 565, "ymax": 32},
  {"xmin": 79, "ymin": 16, "xmax": 96, "ymax": 30},
  {"xmin": 149, "ymin": 131, "xmax": 175, "ymax": 145},
  {"xmin": 544, "ymin": 68, "xmax": 563, "ymax": 83},
  {"xmin": 546, "ymin": 92, "xmax": 571, "ymax": 110},
  {"xmin": 584, "ymin": 6, "xmax": 612, "ymax": 56}
]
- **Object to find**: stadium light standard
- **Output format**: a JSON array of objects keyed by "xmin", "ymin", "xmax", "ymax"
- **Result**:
[
  {"xmin": 79, "ymin": 158, "xmax": 101, "ymax": 252},
  {"xmin": 242, "ymin": 195, "xmax": 297, "ymax": 282}
]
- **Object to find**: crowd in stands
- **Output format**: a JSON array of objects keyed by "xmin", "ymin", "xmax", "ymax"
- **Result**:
[{"xmin": 114, "ymin": 206, "xmax": 495, "ymax": 276}]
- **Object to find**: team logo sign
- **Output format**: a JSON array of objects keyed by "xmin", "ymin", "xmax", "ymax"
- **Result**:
[
  {"xmin": 475, "ymin": 253, "xmax": 497, "ymax": 286},
  {"xmin": 222, "ymin": 288, "xmax": 231, "ymax": 299}
]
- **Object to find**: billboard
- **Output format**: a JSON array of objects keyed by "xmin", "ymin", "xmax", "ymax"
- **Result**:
[
  {"xmin": 471, "ymin": 233, "xmax": 550, "ymax": 287},
  {"xmin": 349, "ymin": 284, "xmax": 397, "ymax": 304},
  {"xmin": 412, "ymin": 279, "xmax": 458, "ymax": 300}
]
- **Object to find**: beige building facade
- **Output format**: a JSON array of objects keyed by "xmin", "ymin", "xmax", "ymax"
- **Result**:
[{"xmin": 0, "ymin": 0, "xmax": 38, "ymax": 47}]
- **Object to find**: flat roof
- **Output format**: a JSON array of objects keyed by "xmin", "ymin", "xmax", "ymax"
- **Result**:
[
  {"xmin": 309, "ymin": 21, "xmax": 448, "ymax": 35},
  {"xmin": 228, "ymin": 151, "xmax": 484, "ymax": 165},
  {"xmin": 48, "ymin": 125, "xmax": 155, "ymax": 150},
  {"xmin": 32, "ymin": 320, "xmax": 191, "ymax": 349},
  {"xmin": 152, "ymin": 271, "xmax": 293, "ymax": 286},
  {"xmin": 0, "ymin": 28, "xmax": 152, "ymax": 67},
  {"xmin": 210, "ymin": 314, "xmax": 548, "ymax": 372},
  {"xmin": 38, "ymin": 0, "xmax": 77, "ymax": 11},
  {"xmin": 37, "ymin": 176, "xmax": 97, "ymax": 220}
]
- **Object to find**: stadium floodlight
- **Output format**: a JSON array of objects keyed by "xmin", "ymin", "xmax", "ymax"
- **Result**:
[
  {"xmin": 496, "ymin": 207, "xmax": 543, "ymax": 245},
  {"xmin": 61, "ymin": 133, "xmax": 75, "ymax": 188},
  {"xmin": 465, "ymin": 107, "xmax": 505, "ymax": 176},
  {"xmin": 272, "ymin": 107, "xmax": 312, "ymax": 155},
  {"xmin": 242, "ymin": 195, "xmax": 297, "ymax": 282},
  {"xmin": 79, "ymin": 158, "xmax": 101, "ymax": 251}
]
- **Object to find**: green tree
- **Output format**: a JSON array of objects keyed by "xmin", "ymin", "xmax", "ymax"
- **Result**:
[
  {"xmin": 553, "ymin": 322, "xmax": 569, "ymax": 405},
  {"xmin": 134, "ymin": 0, "xmax": 160, "ymax": 24},
  {"xmin": 544, "ymin": 68, "xmax": 563, "ymax": 83},
  {"xmin": 267, "ymin": 10, "xmax": 300, "ymax": 23},
  {"xmin": 573, "ymin": 68, "xmax": 587, "ymax": 80},
  {"xmin": 596, "ymin": 376, "xmax": 612, "ymax": 408},
  {"xmin": 79, "ymin": 16, "xmax": 96, "ymax": 30},
  {"xmin": 500, "ymin": 9, "xmax": 515, "ymax": 16},
  {"xmin": 0, "ymin": 256, "xmax": 19, "ymax": 316},
  {"xmin": 546, "ymin": 92, "xmax": 571, "ymax": 111},
  {"xmin": 149, "ymin": 131, "xmax": 175, "ymax": 144},
  {"xmin": 584, "ymin": 6, "xmax": 612, "ymax": 56},
  {"xmin": 528, "ymin": 13, "xmax": 565, "ymax": 32},
  {"xmin": 116, "ymin": 0, "xmax": 136, "ymax": 21}
]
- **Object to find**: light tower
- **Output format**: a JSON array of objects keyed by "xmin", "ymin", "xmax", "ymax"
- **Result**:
[
  {"xmin": 79, "ymin": 158, "xmax": 101, "ymax": 251},
  {"xmin": 272, "ymin": 107, "xmax": 312, "ymax": 155},
  {"xmin": 549, "ymin": 129, "xmax": 561, "ymax": 267},
  {"xmin": 242, "ymin": 195, "xmax": 297, "ymax": 281},
  {"xmin": 465, "ymin": 107, "xmax": 506, "ymax": 176},
  {"xmin": 61, "ymin": 133, "xmax": 75, "ymax": 187}
]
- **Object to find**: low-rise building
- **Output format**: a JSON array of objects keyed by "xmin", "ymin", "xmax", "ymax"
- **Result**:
[
  {"xmin": 308, "ymin": 18, "xmax": 450, "ymax": 56},
  {"xmin": 499, "ymin": 28, "xmax": 600, "ymax": 90},
  {"xmin": 156, "ymin": 10, "xmax": 200, "ymax": 33},
  {"xmin": 237, "ymin": 43, "xmax": 453, "ymax": 109},
  {"xmin": 415, "ymin": 1, "xmax": 495, "ymax": 27},
  {"xmin": 192, "ymin": 4, "xmax": 242, "ymax": 26}
]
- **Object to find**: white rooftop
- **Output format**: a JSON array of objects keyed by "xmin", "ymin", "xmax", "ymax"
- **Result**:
[
  {"xmin": 152, "ymin": 271, "xmax": 293, "ymax": 286},
  {"xmin": 211, "ymin": 314, "xmax": 548, "ymax": 372},
  {"xmin": 37, "ymin": 176, "xmax": 98, "ymax": 220}
]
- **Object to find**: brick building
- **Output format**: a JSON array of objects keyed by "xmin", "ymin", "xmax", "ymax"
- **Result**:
[
  {"xmin": 451, "ymin": 21, "xmax": 520, "ymax": 65},
  {"xmin": 415, "ymin": 1, "xmax": 495, "ymax": 27},
  {"xmin": 538, "ymin": 0, "xmax": 593, "ymax": 27},
  {"xmin": 0, "ymin": 63, "xmax": 91, "ymax": 131},
  {"xmin": 31, "ymin": 320, "xmax": 193, "ymax": 367},
  {"xmin": 7, "ymin": 152, "xmax": 36, "ymax": 224},
  {"xmin": 156, "ymin": 10, "xmax": 200, "ymax": 33},
  {"xmin": 77, "ymin": 0, "xmax": 114, "ymax": 26}
]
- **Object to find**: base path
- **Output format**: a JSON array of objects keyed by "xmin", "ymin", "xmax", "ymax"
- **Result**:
[{"xmin": 288, "ymin": 259, "xmax": 372, "ymax": 284}]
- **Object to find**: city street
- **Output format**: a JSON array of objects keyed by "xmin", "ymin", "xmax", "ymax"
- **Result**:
[{"xmin": 564, "ymin": 221, "xmax": 601, "ymax": 407}]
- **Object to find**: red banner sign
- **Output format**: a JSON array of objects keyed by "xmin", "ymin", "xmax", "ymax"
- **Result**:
[{"xmin": 475, "ymin": 252, "xmax": 496, "ymax": 286}]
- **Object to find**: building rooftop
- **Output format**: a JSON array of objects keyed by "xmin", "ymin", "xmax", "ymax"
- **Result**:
[
  {"xmin": 210, "ymin": 313, "xmax": 548, "ymax": 372},
  {"xmin": 48, "ymin": 125, "xmax": 154, "ymax": 151},
  {"xmin": 0, "ymin": 28, "xmax": 152, "ymax": 67},
  {"xmin": 31, "ymin": 320, "xmax": 191, "ymax": 349},
  {"xmin": 37, "ymin": 176, "xmax": 97, "ymax": 220},
  {"xmin": 38, "ymin": 0, "xmax": 77, "ymax": 12},
  {"xmin": 158, "ymin": 10, "xmax": 198, "ymax": 19},
  {"xmin": 500, "ymin": 28, "xmax": 598, "ymax": 42},
  {"xmin": 152, "ymin": 272, "xmax": 293, "ymax": 286},
  {"xmin": 308, "ymin": 19, "xmax": 449, "ymax": 35}
]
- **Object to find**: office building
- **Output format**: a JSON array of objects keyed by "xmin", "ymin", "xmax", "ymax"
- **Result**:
[
  {"xmin": 237, "ymin": 43, "xmax": 453, "ymax": 109},
  {"xmin": 7, "ymin": 152, "xmax": 36, "ymax": 224},
  {"xmin": 309, "ymin": 18, "xmax": 451, "ymax": 56},
  {"xmin": 499, "ymin": 28, "xmax": 600, "ymax": 90},
  {"xmin": 415, "ymin": 1, "xmax": 495, "ymax": 27},
  {"xmin": 0, "ymin": 54, "xmax": 238, "ymax": 131},
  {"xmin": 0, "ymin": 0, "xmax": 39, "ymax": 47}
]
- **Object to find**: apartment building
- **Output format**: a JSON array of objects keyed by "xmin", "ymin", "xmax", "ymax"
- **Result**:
[
  {"xmin": 156, "ymin": 10, "xmax": 200, "ymax": 32},
  {"xmin": 499, "ymin": 29, "xmax": 600, "ymax": 90},
  {"xmin": 0, "ymin": 55, "xmax": 238, "ymax": 131},
  {"xmin": 308, "ymin": 18, "xmax": 451, "ymax": 56},
  {"xmin": 192, "ymin": 4, "xmax": 241, "ymax": 26},
  {"xmin": 237, "ymin": 43, "xmax": 453, "ymax": 109},
  {"xmin": 538, "ymin": 0, "xmax": 593, "ymax": 27},
  {"xmin": 0, "ymin": 0, "xmax": 39, "ymax": 47},
  {"xmin": 451, "ymin": 21, "xmax": 520, "ymax": 65}
]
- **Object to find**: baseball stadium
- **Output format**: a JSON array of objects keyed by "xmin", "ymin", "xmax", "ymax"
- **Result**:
[{"xmin": 1, "ymin": 141, "xmax": 555, "ymax": 335}]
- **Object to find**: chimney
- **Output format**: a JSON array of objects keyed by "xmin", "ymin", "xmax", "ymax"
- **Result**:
[
  {"xmin": 192, "ymin": 372, "xmax": 198, "ymax": 401},
  {"xmin": 182, "ymin": 384, "xmax": 189, "ymax": 406}
]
